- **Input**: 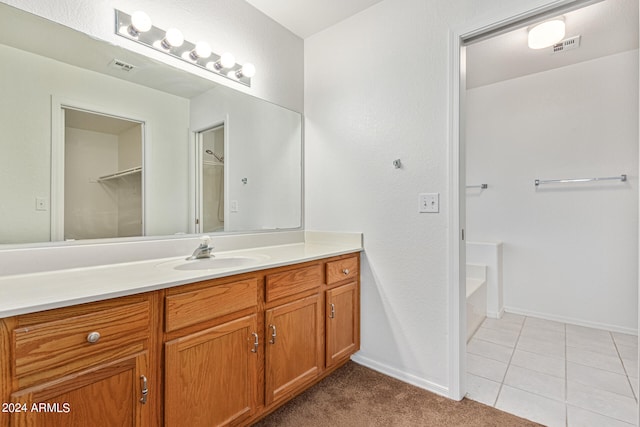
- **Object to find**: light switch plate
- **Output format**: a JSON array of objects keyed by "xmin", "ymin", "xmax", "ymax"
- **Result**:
[{"xmin": 419, "ymin": 193, "xmax": 439, "ymax": 213}]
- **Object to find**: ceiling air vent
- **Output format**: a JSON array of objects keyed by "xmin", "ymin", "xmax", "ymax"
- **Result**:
[
  {"xmin": 109, "ymin": 59, "xmax": 136, "ymax": 72},
  {"xmin": 553, "ymin": 35, "xmax": 581, "ymax": 53}
]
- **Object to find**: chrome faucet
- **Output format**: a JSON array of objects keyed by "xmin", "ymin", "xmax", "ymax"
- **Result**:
[{"xmin": 187, "ymin": 236, "xmax": 214, "ymax": 260}]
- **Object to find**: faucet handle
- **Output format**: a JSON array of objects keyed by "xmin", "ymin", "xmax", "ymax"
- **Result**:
[{"xmin": 200, "ymin": 235, "xmax": 211, "ymax": 247}]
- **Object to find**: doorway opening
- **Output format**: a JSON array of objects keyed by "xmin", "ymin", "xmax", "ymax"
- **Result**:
[
  {"xmin": 450, "ymin": 0, "xmax": 639, "ymax": 424},
  {"xmin": 53, "ymin": 106, "xmax": 144, "ymax": 241},
  {"xmin": 195, "ymin": 124, "xmax": 226, "ymax": 233}
]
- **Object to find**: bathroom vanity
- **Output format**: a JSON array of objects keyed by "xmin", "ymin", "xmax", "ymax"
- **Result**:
[
  {"xmin": 0, "ymin": 242, "xmax": 361, "ymax": 427},
  {"xmin": 0, "ymin": 4, "xmax": 359, "ymax": 425}
]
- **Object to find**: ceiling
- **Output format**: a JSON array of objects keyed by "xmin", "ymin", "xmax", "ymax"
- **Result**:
[
  {"xmin": 65, "ymin": 109, "xmax": 140, "ymax": 134},
  {"xmin": 245, "ymin": 0, "xmax": 638, "ymax": 89},
  {"xmin": 466, "ymin": 0, "xmax": 638, "ymax": 88},
  {"xmin": 245, "ymin": 0, "xmax": 385, "ymax": 38},
  {"xmin": 5, "ymin": 0, "xmax": 636, "ymax": 98}
]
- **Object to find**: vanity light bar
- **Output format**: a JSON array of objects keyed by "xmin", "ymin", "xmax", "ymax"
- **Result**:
[{"xmin": 115, "ymin": 10, "xmax": 254, "ymax": 87}]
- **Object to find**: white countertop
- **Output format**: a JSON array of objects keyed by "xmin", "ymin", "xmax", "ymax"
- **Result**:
[{"xmin": 0, "ymin": 233, "xmax": 362, "ymax": 318}]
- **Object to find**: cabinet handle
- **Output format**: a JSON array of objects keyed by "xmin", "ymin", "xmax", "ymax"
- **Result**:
[
  {"xmin": 269, "ymin": 324, "xmax": 277, "ymax": 344},
  {"xmin": 251, "ymin": 332, "xmax": 259, "ymax": 353},
  {"xmin": 329, "ymin": 303, "xmax": 335, "ymax": 319},
  {"xmin": 343, "ymin": 268, "xmax": 350, "ymax": 275},
  {"xmin": 140, "ymin": 375, "xmax": 148, "ymax": 404},
  {"xmin": 86, "ymin": 331, "xmax": 101, "ymax": 343}
]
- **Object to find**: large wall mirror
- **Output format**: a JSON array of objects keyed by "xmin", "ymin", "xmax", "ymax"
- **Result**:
[{"xmin": 0, "ymin": 3, "xmax": 302, "ymax": 246}]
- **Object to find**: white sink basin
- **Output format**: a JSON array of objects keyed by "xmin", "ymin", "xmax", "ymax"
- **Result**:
[{"xmin": 158, "ymin": 254, "xmax": 268, "ymax": 271}]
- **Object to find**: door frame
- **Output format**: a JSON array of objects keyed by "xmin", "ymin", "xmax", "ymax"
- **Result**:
[
  {"xmin": 193, "ymin": 121, "xmax": 227, "ymax": 234},
  {"xmin": 190, "ymin": 116, "xmax": 229, "ymax": 234},
  {"xmin": 446, "ymin": 0, "xmax": 619, "ymax": 401}
]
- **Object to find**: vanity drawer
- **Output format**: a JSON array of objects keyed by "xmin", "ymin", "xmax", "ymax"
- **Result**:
[
  {"xmin": 165, "ymin": 278, "xmax": 258, "ymax": 332},
  {"xmin": 13, "ymin": 300, "xmax": 150, "ymax": 383},
  {"xmin": 326, "ymin": 256, "xmax": 358, "ymax": 285},
  {"xmin": 266, "ymin": 264, "xmax": 322, "ymax": 302}
]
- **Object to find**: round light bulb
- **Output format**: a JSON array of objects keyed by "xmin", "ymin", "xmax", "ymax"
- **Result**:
[
  {"xmin": 528, "ymin": 19, "xmax": 565, "ymax": 49},
  {"xmin": 164, "ymin": 28, "xmax": 184, "ymax": 48},
  {"xmin": 240, "ymin": 63, "xmax": 256, "ymax": 78},
  {"xmin": 194, "ymin": 41, "xmax": 212, "ymax": 59},
  {"xmin": 220, "ymin": 52, "xmax": 236, "ymax": 69},
  {"xmin": 130, "ymin": 11, "xmax": 152, "ymax": 33}
]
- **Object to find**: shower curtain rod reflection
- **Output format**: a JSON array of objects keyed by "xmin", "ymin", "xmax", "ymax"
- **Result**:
[
  {"xmin": 205, "ymin": 149, "xmax": 224, "ymax": 164},
  {"xmin": 534, "ymin": 174, "xmax": 627, "ymax": 187}
]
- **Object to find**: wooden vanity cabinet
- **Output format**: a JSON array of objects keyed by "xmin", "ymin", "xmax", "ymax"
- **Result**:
[
  {"xmin": 263, "ymin": 264, "xmax": 323, "ymax": 406},
  {"xmin": 326, "ymin": 282, "xmax": 359, "ymax": 367},
  {"xmin": 264, "ymin": 294, "xmax": 323, "ymax": 405},
  {"xmin": 163, "ymin": 276, "xmax": 260, "ymax": 427},
  {"xmin": 9, "ymin": 351, "xmax": 149, "ymax": 427},
  {"xmin": 0, "ymin": 293, "xmax": 157, "ymax": 427},
  {"xmin": 0, "ymin": 252, "xmax": 360, "ymax": 427},
  {"xmin": 164, "ymin": 315, "xmax": 259, "ymax": 427},
  {"xmin": 324, "ymin": 256, "xmax": 360, "ymax": 368}
]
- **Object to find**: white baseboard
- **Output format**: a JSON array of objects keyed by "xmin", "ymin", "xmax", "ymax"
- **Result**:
[
  {"xmin": 504, "ymin": 306, "xmax": 638, "ymax": 336},
  {"xmin": 350, "ymin": 353, "xmax": 451, "ymax": 399},
  {"xmin": 487, "ymin": 307, "xmax": 505, "ymax": 319}
]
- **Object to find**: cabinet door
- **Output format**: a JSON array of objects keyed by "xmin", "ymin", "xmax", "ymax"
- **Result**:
[
  {"xmin": 164, "ymin": 314, "xmax": 258, "ymax": 427},
  {"xmin": 265, "ymin": 294, "xmax": 322, "ymax": 405},
  {"xmin": 326, "ymin": 282, "xmax": 359, "ymax": 368},
  {"xmin": 10, "ymin": 351, "xmax": 149, "ymax": 427}
]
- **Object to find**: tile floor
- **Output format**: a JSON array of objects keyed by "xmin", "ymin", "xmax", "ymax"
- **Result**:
[{"xmin": 466, "ymin": 313, "xmax": 639, "ymax": 427}]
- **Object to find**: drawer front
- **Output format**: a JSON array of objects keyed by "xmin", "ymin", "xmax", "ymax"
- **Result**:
[
  {"xmin": 165, "ymin": 278, "xmax": 258, "ymax": 332},
  {"xmin": 14, "ymin": 301, "xmax": 150, "ymax": 382},
  {"xmin": 265, "ymin": 264, "xmax": 322, "ymax": 302},
  {"xmin": 326, "ymin": 256, "xmax": 358, "ymax": 285}
]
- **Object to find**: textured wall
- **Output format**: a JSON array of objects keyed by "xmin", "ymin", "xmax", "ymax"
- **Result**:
[
  {"xmin": 466, "ymin": 50, "xmax": 639, "ymax": 332},
  {"xmin": 304, "ymin": 0, "xmax": 599, "ymax": 396}
]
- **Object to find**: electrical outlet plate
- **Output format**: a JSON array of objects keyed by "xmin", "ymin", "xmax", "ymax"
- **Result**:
[{"xmin": 419, "ymin": 193, "xmax": 439, "ymax": 213}]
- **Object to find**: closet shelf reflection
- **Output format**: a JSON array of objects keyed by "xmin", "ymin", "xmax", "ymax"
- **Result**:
[{"xmin": 97, "ymin": 166, "xmax": 142, "ymax": 182}]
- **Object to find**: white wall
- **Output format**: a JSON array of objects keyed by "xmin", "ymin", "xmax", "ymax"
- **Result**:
[
  {"xmin": 117, "ymin": 125, "xmax": 143, "ymax": 237},
  {"xmin": 304, "ymin": 0, "xmax": 551, "ymax": 395},
  {"xmin": 64, "ymin": 128, "xmax": 119, "ymax": 240},
  {"xmin": 1, "ymin": 0, "xmax": 303, "ymax": 112},
  {"xmin": 466, "ymin": 50, "xmax": 639, "ymax": 332}
]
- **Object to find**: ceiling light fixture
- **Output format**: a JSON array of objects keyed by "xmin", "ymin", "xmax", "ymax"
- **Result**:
[
  {"xmin": 128, "ymin": 11, "xmax": 152, "ymax": 37},
  {"xmin": 189, "ymin": 41, "xmax": 212, "ymax": 60},
  {"xmin": 528, "ymin": 18, "xmax": 565, "ymax": 49},
  {"xmin": 236, "ymin": 63, "xmax": 256, "ymax": 79},
  {"xmin": 161, "ymin": 28, "xmax": 184, "ymax": 49},
  {"xmin": 115, "ymin": 9, "xmax": 255, "ymax": 87},
  {"xmin": 210, "ymin": 52, "xmax": 236, "ymax": 70}
]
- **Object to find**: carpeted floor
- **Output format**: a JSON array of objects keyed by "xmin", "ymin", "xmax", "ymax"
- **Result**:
[{"xmin": 253, "ymin": 361, "xmax": 542, "ymax": 426}]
